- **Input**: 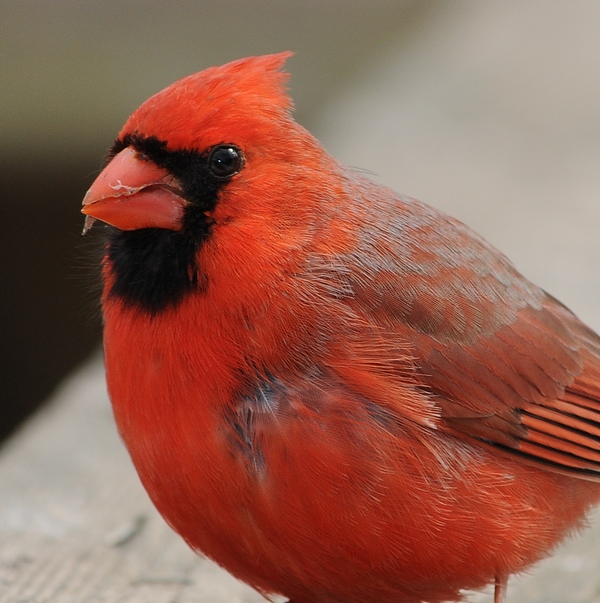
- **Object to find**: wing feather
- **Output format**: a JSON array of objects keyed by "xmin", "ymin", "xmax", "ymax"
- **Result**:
[{"xmin": 340, "ymin": 185, "xmax": 600, "ymax": 479}]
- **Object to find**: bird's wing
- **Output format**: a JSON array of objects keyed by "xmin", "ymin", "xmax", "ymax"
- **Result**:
[
  {"xmin": 341, "ymin": 187, "xmax": 600, "ymax": 479},
  {"xmin": 412, "ymin": 295, "xmax": 600, "ymax": 479}
]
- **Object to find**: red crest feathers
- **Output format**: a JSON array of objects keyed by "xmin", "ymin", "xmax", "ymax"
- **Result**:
[{"xmin": 120, "ymin": 52, "xmax": 295, "ymax": 152}]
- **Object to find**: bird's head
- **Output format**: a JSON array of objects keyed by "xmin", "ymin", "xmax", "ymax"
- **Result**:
[
  {"xmin": 82, "ymin": 52, "xmax": 297, "ymax": 234},
  {"xmin": 82, "ymin": 53, "xmax": 339, "ymax": 315}
]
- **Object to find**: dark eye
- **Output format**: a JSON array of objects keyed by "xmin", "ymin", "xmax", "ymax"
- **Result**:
[{"xmin": 208, "ymin": 145, "xmax": 243, "ymax": 178}]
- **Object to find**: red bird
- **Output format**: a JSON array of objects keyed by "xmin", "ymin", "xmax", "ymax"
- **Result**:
[{"xmin": 82, "ymin": 53, "xmax": 600, "ymax": 603}]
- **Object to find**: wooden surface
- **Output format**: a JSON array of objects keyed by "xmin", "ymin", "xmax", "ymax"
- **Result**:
[{"xmin": 1, "ymin": 355, "xmax": 599, "ymax": 602}]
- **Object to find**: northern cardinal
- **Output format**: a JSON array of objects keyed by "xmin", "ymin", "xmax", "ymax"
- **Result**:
[{"xmin": 82, "ymin": 53, "xmax": 600, "ymax": 603}]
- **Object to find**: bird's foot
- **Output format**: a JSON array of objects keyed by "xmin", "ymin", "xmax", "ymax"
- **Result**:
[{"xmin": 494, "ymin": 575, "xmax": 507, "ymax": 603}]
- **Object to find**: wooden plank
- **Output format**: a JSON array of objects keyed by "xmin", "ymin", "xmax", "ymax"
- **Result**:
[{"xmin": 0, "ymin": 356, "xmax": 598, "ymax": 602}]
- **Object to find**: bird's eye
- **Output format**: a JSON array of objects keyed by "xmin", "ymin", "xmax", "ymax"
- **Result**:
[{"xmin": 208, "ymin": 145, "xmax": 243, "ymax": 178}]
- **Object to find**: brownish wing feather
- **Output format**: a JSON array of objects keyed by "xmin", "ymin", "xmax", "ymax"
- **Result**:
[
  {"xmin": 343, "ymin": 181, "xmax": 600, "ymax": 480},
  {"xmin": 422, "ymin": 299, "xmax": 600, "ymax": 479}
]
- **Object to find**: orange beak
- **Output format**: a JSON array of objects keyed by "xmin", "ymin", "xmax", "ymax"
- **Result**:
[{"xmin": 81, "ymin": 146, "xmax": 188, "ymax": 234}]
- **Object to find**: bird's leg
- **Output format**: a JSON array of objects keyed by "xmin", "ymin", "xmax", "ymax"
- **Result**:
[{"xmin": 494, "ymin": 575, "xmax": 507, "ymax": 603}]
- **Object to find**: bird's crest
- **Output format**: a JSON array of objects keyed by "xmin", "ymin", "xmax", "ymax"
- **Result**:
[{"xmin": 120, "ymin": 52, "xmax": 295, "ymax": 151}]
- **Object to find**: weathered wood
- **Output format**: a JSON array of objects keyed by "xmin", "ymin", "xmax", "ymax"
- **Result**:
[{"xmin": 0, "ymin": 356, "xmax": 598, "ymax": 602}]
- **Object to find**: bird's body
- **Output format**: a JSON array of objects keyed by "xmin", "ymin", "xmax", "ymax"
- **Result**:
[{"xmin": 84, "ymin": 53, "xmax": 600, "ymax": 603}]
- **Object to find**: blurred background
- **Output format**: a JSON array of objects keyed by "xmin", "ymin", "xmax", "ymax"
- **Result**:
[{"xmin": 2, "ymin": 0, "xmax": 600, "ymax": 443}]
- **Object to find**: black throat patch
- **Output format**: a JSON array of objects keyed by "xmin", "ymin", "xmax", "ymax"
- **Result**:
[
  {"xmin": 102, "ymin": 134, "xmax": 229, "ymax": 314},
  {"xmin": 106, "ymin": 225, "xmax": 206, "ymax": 314}
]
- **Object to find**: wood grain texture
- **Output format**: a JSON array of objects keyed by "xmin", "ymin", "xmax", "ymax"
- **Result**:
[{"xmin": 0, "ymin": 356, "xmax": 598, "ymax": 602}]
